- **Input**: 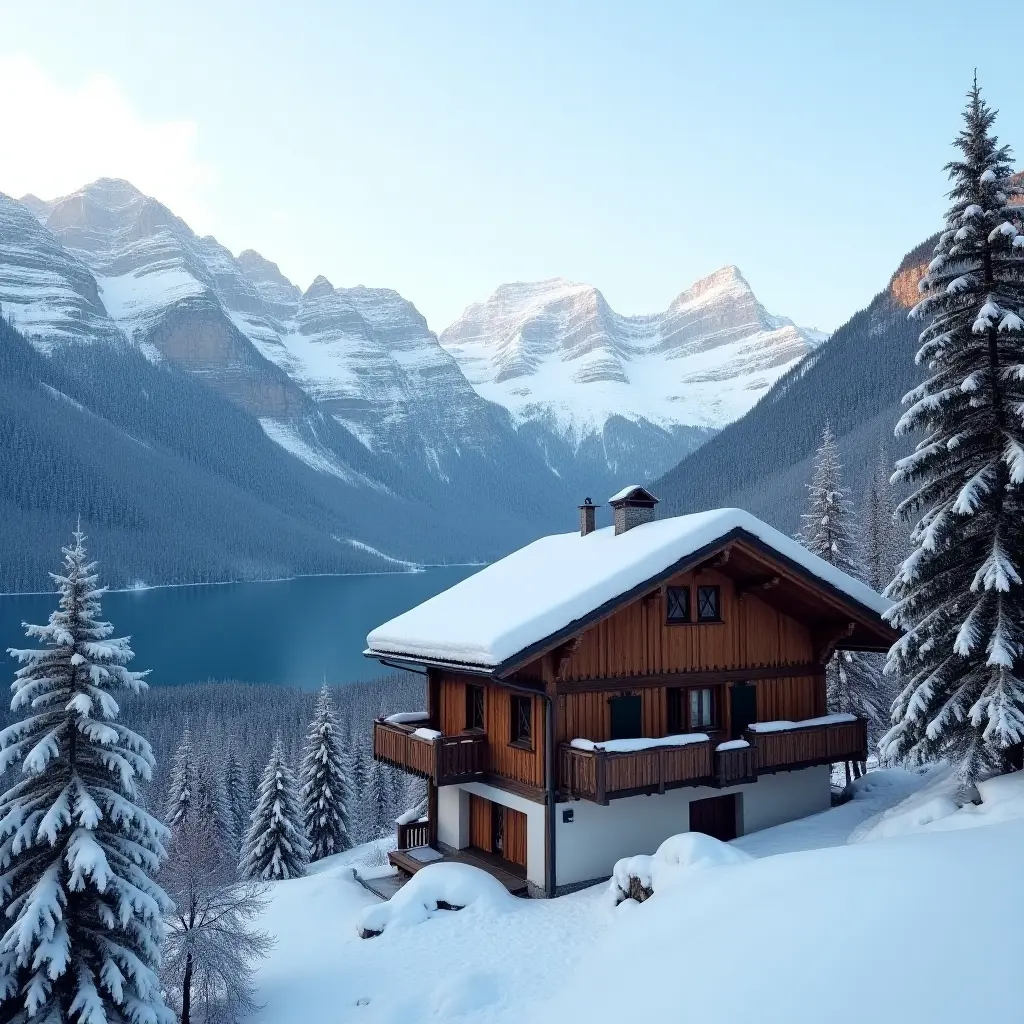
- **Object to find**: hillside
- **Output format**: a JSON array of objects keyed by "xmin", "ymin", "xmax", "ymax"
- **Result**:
[
  {"xmin": 246, "ymin": 765, "xmax": 1024, "ymax": 1024},
  {"xmin": 652, "ymin": 237, "xmax": 934, "ymax": 531}
]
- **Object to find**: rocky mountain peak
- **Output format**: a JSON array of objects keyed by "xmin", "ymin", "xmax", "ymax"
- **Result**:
[
  {"xmin": 670, "ymin": 265, "xmax": 751, "ymax": 308},
  {"xmin": 303, "ymin": 275, "xmax": 335, "ymax": 300},
  {"xmin": 237, "ymin": 249, "xmax": 294, "ymax": 288}
]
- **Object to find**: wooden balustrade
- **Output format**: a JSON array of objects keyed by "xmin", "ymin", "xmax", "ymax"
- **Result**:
[
  {"xmin": 715, "ymin": 743, "xmax": 758, "ymax": 787},
  {"xmin": 559, "ymin": 717, "xmax": 867, "ymax": 803},
  {"xmin": 396, "ymin": 818, "xmax": 430, "ymax": 850},
  {"xmin": 373, "ymin": 719, "xmax": 488, "ymax": 785},
  {"xmin": 560, "ymin": 740, "xmax": 714, "ymax": 804},
  {"xmin": 747, "ymin": 717, "xmax": 868, "ymax": 773}
]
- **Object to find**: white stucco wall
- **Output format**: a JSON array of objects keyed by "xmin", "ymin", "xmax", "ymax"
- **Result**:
[
  {"xmin": 437, "ymin": 781, "xmax": 548, "ymax": 890},
  {"xmin": 555, "ymin": 765, "xmax": 831, "ymax": 887}
]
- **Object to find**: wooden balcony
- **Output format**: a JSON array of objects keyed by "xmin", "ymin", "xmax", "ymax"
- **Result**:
[
  {"xmin": 373, "ymin": 718, "xmax": 488, "ymax": 786},
  {"xmin": 560, "ymin": 740, "xmax": 715, "ymax": 804},
  {"xmin": 559, "ymin": 717, "xmax": 866, "ymax": 804},
  {"xmin": 748, "ymin": 716, "xmax": 868, "ymax": 774}
]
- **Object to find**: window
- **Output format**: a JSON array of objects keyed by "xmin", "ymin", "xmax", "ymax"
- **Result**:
[
  {"xmin": 667, "ymin": 687, "xmax": 685, "ymax": 734},
  {"xmin": 666, "ymin": 586, "xmax": 690, "ymax": 623},
  {"xmin": 466, "ymin": 684, "xmax": 485, "ymax": 731},
  {"xmin": 689, "ymin": 687, "xmax": 714, "ymax": 729},
  {"xmin": 510, "ymin": 695, "xmax": 532, "ymax": 748},
  {"xmin": 609, "ymin": 695, "xmax": 642, "ymax": 740},
  {"xmin": 696, "ymin": 585, "xmax": 721, "ymax": 622}
]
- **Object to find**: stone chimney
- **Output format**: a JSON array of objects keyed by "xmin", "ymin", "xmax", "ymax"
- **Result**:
[
  {"xmin": 579, "ymin": 497, "xmax": 598, "ymax": 537},
  {"xmin": 608, "ymin": 485, "xmax": 659, "ymax": 535}
]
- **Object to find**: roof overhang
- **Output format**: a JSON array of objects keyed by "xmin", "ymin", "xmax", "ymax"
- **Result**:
[{"xmin": 364, "ymin": 526, "xmax": 900, "ymax": 681}]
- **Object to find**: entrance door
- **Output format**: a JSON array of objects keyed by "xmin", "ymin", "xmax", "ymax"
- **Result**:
[
  {"xmin": 469, "ymin": 795, "xmax": 527, "ymax": 870},
  {"xmin": 689, "ymin": 794, "xmax": 738, "ymax": 842},
  {"xmin": 730, "ymin": 682, "xmax": 757, "ymax": 739},
  {"xmin": 609, "ymin": 694, "xmax": 642, "ymax": 740}
]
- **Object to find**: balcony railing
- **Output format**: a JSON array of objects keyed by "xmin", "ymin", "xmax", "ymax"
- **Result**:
[
  {"xmin": 373, "ymin": 718, "xmax": 488, "ymax": 786},
  {"xmin": 560, "ymin": 740, "xmax": 714, "ymax": 804},
  {"xmin": 559, "ymin": 717, "xmax": 867, "ymax": 803},
  {"xmin": 747, "ymin": 716, "xmax": 868, "ymax": 773},
  {"xmin": 396, "ymin": 818, "xmax": 430, "ymax": 850}
]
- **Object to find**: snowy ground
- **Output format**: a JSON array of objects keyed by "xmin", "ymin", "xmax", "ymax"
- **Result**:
[{"xmin": 245, "ymin": 767, "xmax": 1024, "ymax": 1024}]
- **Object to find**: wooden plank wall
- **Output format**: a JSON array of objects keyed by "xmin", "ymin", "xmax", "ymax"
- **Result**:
[
  {"xmin": 439, "ymin": 674, "xmax": 545, "ymax": 788},
  {"xmin": 757, "ymin": 674, "xmax": 825, "ymax": 721},
  {"xmin": 469, "ymin": 794, "xmax": 491, "ymax": 852},
  {"xmin": 557, "ymin": 676, "xmax": 823, "ymax": 745},
  {"xmin": 505, "ymin": 807, "xmax": 527, "ymax": 868},
  {"xmin": 557, "ymin": 570, "xmax": 814, "ymax": 681}
]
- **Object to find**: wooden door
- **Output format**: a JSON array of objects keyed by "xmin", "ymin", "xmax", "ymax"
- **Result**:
[
  {"xmin": 470, "ymin": 794, "xmax": 492, "ymax": 853},
  {"xmin": 689, "ymin": 794, "xmax": 738, "ymax": 842},
  {"xmin": 730, "ymin": 682, "xmax": 757, "ymax": 739}
]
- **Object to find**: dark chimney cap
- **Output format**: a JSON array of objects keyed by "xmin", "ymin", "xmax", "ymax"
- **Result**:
[
  {"xmin": 607, "ymin": 485, "xmax": 659, "ymax": 509},
  {"xmin": 578, "ymin": 496, "xmax": 595, "ymax": 508}
]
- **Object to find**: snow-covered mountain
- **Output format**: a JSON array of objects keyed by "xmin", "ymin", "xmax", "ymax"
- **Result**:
[{"xmin": 439, "ymin": 269, "xmax": 824, "ymax": 481}]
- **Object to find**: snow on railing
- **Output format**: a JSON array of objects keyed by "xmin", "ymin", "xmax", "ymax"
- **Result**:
[
  {"xmin": 383, "ymin": 711, "xmax": 429, "ymax": 725},
  {"xmin": 746, "ymin": 713, "xmax": 857, "ymax": 734},
  {"xmin": 570, "ymin": 732, "xmax": 709, "ymax": 754}
]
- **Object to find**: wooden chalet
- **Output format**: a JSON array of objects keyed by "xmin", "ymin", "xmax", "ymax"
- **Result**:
[{"xmin": 366, "ymin": 488, "xmax": 897, "ymax": 897}]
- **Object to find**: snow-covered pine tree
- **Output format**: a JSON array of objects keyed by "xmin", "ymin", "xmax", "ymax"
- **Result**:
[
  {"xmin": 195, "ymin": 757, "xmax": 235, "ymax": 861},
  {"xmin": 165, "ymin": 725, "xmax": 197, "ymax": 829},
  {"xmin": 239, "ymin": 737, "xmax": 309, "ymax": 880},
  {"xmin": 882, "ymin": 80, "xmax": 1024, "ymax": 782},
  {"xmin": 300, "ymin": 685, "xmax": 350, "ymax": 862},
  {"xmin": 0, "ymin": 529, "xmax": 172, "ymax": 1023},
  {"xmin": 861, "ymin": 441, "xmax": 900, "ymax": 593},
  {"xmin": 799, "ymin": 422, "xmax": 858, "ymax": 574},
  {"xmin": 798, "ymin": 425, "xmax": 886, "ymax": 744},
  {"xmin": 222, "ymin": 747, "xmax": 250, "ymax": 857}
]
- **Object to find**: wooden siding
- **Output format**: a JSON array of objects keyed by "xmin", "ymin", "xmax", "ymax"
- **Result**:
[
  {"xmin": 757, "ymin": 674, "xmax": 825, "ymax": 722},
  {"xmin": 439, "ymin": 674, "xmax": 545, "ymax": 788},
  {"xmin": 553, "ymin": 570, "xmax": 814, "ymax": 682},
  {"xmin": 505, "ymin": 807, "xmax": 527, "ymax": 868},
  {"xmin": 469, "ymin": 794, "xmax": 491, "ymax": 852}
]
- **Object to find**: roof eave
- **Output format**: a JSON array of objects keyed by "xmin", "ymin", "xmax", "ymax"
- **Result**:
[{"xmin": 363, "ymin": 648, "xmax": 496, "ymax": 677}]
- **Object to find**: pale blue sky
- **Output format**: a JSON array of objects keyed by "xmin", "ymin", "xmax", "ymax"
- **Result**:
[{"xmin": 2, "ymin": 0, "xmax": 1023, "ymax": 332}]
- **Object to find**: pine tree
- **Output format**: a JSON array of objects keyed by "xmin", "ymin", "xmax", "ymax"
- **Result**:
[
  {"xmin": 165, "ymin": 726, "xmax": 197, "ymax": 829},
  {"xmin": 222, "ymin": 747, "xmax": 250, "ymax": 857},
  {"xmin": 860, "ymin": 441, "xmax": 900, "ymax": 593},
  {"xmin": 0, "ymin": 530, "xmax": 172, "ymax": 1023},
  {"xmin": 799, "ymin": 422, "xmax": 858, "ymax": 574},
  {"xmin": 195, "ymin": 757, "xmax": 234, "ymax": 860},
  {"xmin": 799, "ymin": 426, "xmax": 886, "ymax": 742},
  {"xmin": 300, "ymin": 686, "xmax": 350, "ymax": 862},
  {"xmin": 882, "ymin": 80, "xmax": 1024, "ymax": 783},
  {"xmin": 239, "ymin": 737, "xmax": 309, "ymax": 880}
]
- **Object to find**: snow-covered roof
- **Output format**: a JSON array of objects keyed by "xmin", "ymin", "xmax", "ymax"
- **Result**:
[
  {"xmin": 365, "ymin": 508, "xmax": 892, "ymax": 670},
  {"xmin": 607, "ymin": 484, "xmax": 657, "ymax": 504}
]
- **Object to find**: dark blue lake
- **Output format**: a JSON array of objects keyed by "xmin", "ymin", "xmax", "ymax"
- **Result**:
[{"xmin": 0, "ymin": 567, "xmax": 478, "ymax": 688}]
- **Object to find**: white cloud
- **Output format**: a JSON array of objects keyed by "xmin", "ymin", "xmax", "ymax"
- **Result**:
[{"xmin": 0, "ymin": 54, "xmax": 217, "ymax": 223}]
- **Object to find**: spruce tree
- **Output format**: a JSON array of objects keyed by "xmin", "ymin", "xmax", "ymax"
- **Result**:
[
  {"xmin": 222, "ymin": 748, "xmax": 250, "ymax": 857},
  {"xmin": 0, "ymin": 530, "xmax": 172, "ymax": 1023},
  {"xmin": 300, "ymin": 686, "xmax": 350, "ymax": 862},
  {"xmin": 799, "ymin": 422, "xmax": 858, "ymax": 573},
  {"xmin": 882, "ymin": 80, "xmax": 1024, "ymax": 782},
  {"xmin": 165, "ymin": 726, "xmax": 196, "ymax": 829},
  {"xmin": 239, "ymin": 738, "xmax": 308, "ymax": 881},
  {"xmin": 861, "ymin": 441, "xmax": 900, "ymax": 593},
  {"xmin": 799, "ymin": 425, "xmax": 886, "ymax": 740}
]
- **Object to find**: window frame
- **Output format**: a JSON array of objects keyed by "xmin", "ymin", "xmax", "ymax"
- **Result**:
[
  {"xmin": 665, "ymin": 585, "xmax": 691, "ymax": 624},
  {"xmin": 688, "ymin": 686, "xmax": 715, "ymax": 729},
  {"xmin": 509, "ymin": 694, "xmax": 533, "ymax": 750},
  {"xmin": 465, "ymin": 683, "xmax": 485, "ymax": 732},
  {"xmin": 696, "ymin": 584, "xmax": 722, "ymax": 623}
]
